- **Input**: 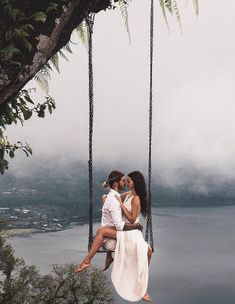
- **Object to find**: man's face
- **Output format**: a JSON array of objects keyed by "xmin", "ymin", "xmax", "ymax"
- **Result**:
[{"xmin": 118, "ymin": 176, "xmax": 126, "ymax": 191}]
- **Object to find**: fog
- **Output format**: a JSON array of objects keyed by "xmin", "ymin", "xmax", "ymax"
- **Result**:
[{"xmin": 6, "ymin": 0, "xmax": 235, "ymax": 186}]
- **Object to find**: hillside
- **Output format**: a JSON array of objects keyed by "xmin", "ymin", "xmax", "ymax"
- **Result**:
[{"xmin": 1, "ymin": 160, "xmax": 235, "ymax": 221}]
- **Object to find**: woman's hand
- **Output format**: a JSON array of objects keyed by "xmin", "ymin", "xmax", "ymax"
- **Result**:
[{"xmin": 115, "ymin": 195, "xmax": 123, "ymax": 206}]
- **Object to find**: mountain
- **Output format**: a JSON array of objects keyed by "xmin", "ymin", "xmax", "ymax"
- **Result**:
[{"xmin": 1, "ymin": 159, "xmax": 235, "ymax": 222}]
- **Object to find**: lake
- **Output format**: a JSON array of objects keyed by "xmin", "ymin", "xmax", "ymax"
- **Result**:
[{"xmin": 10, "ymin": 206, "xmax": 235, "ymax": 304}]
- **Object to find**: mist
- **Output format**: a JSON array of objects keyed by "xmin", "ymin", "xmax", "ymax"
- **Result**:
[{"xmin": 5, "ymin": 0, "xmax": 235, "ymax": 189}]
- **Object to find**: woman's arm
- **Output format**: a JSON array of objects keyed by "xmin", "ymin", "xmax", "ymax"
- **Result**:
[
  {"xmin": 116, "ymin": 195, "xmax": 140, "ymax": 223},
  {"xmin": 120, "ymin": 191, "xmax": 131, "ymax": 202}
]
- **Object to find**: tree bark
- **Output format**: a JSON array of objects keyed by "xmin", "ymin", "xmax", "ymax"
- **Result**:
[{"xmin": 0, "ymin": 0, "xmax": 111, "ymax": 105}]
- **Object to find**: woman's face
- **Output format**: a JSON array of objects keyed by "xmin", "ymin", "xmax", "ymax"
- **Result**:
[{"xmin": 127, "ymin": 176, "xmax": 134, "ymax": 190}]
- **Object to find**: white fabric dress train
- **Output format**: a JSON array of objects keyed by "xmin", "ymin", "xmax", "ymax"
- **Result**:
[{"xmin": 111, "ymin": 196, "xmax": 149, "ymax": 301}]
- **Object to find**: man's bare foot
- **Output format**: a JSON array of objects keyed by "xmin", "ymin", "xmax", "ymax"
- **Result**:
[
  {"xmin": 74, "ymin": 261, "xmax": 91, "ymax": 273},
  {"xmin": 142, "ymin": 293, "xmax": 152, "ymax": 302},
  {"xmin": 103, "ymin": 256, "xmax": 114, "ymax": 271}
]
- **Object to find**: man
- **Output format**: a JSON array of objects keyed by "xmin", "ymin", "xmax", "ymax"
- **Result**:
[
  {"xmin": 75, "ymin": 170, "xmax": 142, "ymax": 272},
  {"xmin": 101, "ymin": 170, "xmax": 143, "ymax": 270}
]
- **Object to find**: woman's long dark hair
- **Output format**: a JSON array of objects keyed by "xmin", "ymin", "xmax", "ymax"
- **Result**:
[{"xmin": 128, "ymin": 171, "xmax": 148, "ymax": 218}]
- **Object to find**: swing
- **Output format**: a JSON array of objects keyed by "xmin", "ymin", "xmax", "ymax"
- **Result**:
[{"xmin": 85, "ymin": 0, "xmax": 154, "ymax": 253}]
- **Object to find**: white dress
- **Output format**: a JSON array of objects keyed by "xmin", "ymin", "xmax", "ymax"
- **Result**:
[{"xmin": 111, "ymin": 195, "xmax": 149, "ymax": 302}]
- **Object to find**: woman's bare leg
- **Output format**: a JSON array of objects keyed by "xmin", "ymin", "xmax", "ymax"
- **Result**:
[
  {"xmin": 142, "ymin": 294, "xmax": 152, "ymax": 302},
  {"xmin": 74, "ymin": 227, "xmax": 117, "ymax": 272},
  {"xmin": 142, "ymin": 247, "xmax": 153, "ymax": 301},
  {"xmin": 147, "ymin": 246, "xmax": 153, "ymax": 265}
]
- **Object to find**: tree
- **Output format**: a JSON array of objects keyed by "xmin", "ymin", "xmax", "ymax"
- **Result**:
[
  {"xmin": 0, "ymin": 0, "xmax": 199, "ymax": 174},
  {"xmin": 0, "ymin": 0, "xmax": 199, "ymax": 105},
  {"xmin": 0, "ymin": 0, "xmax": 115, "ymax": 105},
  {"xmin": 0, "ymin": 223, "xmax": 113, "ymax": 304},
  {"xmin": 0, "ymin": 0, "xmax": 122, "ymax": 174}
]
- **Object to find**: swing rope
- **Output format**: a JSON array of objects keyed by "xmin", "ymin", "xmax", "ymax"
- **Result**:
[
  {"xmin": 145, "ymin": 0, "xmax": 154, "ymax": 252},
  {"xmin": 86, "ymin": 0, "xmax": 155, "ymax": 251},
  {"xmin": 86, "ymin": 13, "xmax": 95, "ymax": 251}
]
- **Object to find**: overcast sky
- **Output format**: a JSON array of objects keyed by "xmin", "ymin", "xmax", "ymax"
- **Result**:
[{"xmin": 6, "ymin": 0, "xmax": 235, "ymax": 185}]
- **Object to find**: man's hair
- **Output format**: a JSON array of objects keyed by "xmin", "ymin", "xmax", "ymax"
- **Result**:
[{"xmin": 104, "ymin": 170, "xmax": 125, "ymax": 188}]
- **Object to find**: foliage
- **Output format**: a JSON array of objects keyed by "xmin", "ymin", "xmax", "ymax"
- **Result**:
[
  {"xmin": 0, "ymin": 226, "xmax": 113, "ymax": 304},
  {"xmin": 159, "ymin": 0, "xmax": 199, "ymax": 32},
  {"xmin": 34, "ymin": 43, "xmax": 73, "ymax": 93},
  {"xmin": 0, "ymin": 0, "xmax": 200, "ymax": 175},
  {"xmin": 0, "ymin": 89, "xmax": 56, "ymax": 175},
  {"xmin": 0, "ymin": 0, "xmax": 67, "ymax": 69},
  {"xmin": 114, "ymin": 1, "xmax": 131, "ymax": 42},
  {"xmin": 75, "ymin": 21, "xmax": 89, "ymax": 50},
  {"xmin": 0, "ymin": 0, "xmax": 68, "ymax": 174}
]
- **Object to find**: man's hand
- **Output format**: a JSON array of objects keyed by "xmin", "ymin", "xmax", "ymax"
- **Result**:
[
  {"xmin": 123, "ymin": 223, "xmax": 143, "ymax": 231},
  {"xmin": 135, "ymin": 223, "xmax": 143, "ymax": 231}
]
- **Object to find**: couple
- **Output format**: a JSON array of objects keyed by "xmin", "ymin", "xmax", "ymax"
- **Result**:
[{"xmin": 75, "ymin": 170, "xmax": 153, "ymax": 302}]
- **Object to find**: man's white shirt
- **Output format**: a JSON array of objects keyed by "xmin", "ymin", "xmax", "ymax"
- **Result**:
[{"xmin": 101, "ymin": 189, "xmax": 125, "ymax": 231}]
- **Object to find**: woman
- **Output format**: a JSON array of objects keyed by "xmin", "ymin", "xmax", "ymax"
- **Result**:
[{"xmin": 75, "ymin": 171, "xmax": 152, "ymax": 301}]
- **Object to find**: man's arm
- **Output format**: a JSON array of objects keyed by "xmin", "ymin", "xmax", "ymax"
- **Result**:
[
  {"xmin": 109, "ymin": 201, "xmax": 125, "ymax": 230},
  {"xmin": 110, "ymin": 199, "xmax": 143, "ymax": 231},
  {"xmin": 123, "ymin": 222, "xmax": 143, "ymax": 231}
]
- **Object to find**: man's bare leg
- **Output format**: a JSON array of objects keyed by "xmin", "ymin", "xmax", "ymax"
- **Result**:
[
  {"xmin": 74, "ymin": 227, "xmax": 117, "ymax": 272},
  {"xmin": 103, "ymin": 251, "xmax": 114, "ymax": 271},
  {"xmin": 74, "ymin": 223, "xmax": 143, "ymax": 272}
]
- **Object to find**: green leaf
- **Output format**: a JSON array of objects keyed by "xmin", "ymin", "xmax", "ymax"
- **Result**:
[
  {"xmin": 22, "ymin": 108, "xmax": 33, "ymax": 120},
  {"xmin": 31, "ymin": 11, "xmax": 47, "ymax": 23},
  {"xmin": 164, "ymin": 0, "xmax": 173, "ymax": 14},
  {"xmin": 21, "ymin": 24, "xmax": 35, "ymax": 31},
  {"xmin": 0, "ymin": 44, "xmax": 21, "ymax": 60},
  {"xmin": 13, "ymin": 28, "xmax": 30, "ymax": 38},
  {"xmin": 193, "ymin": 0, "xmax": 199, "ymax": 15},
  {"xmin": 24, "ymin": 96, "xmax": 35, "ymax": 105},
  {"xmin": 22, "ymin": 39, "xmax": 33, "ymax": 53},
  {"xmin": 11, "ymin": 9, "xmax": 25, "ymax": 21},
  {"xmin": 118, "ymin": 0, "xmax": 131, "ymax": 43},
  {"xmin": 9, "ymin": 150, "xmax": 15, "ymax": 158},
  {"xmin": 0, "ymin": 149, "xmax": 4, "ymax": 160},
  {"xmin": 34, "ymin": 66, "xmax": 51, "ymax": 93},
  {"xmin": 46, "ymin": 2, "xmax": 59, "ymax": 13},
  {"xmin": 173, "ymin": 1, "xmax": 182, "ymax": 33},
  {"xmin": 63, "ymin": 42, "xmax": 73, "ymax": 54},
  {"xmin": 58, "ymin": 49, "xmax": 69, "ymax": 62},
  {"xmin": 159, "ymin": 0, "xmax": 170, "ymax": 31},
  {"xmin": 76, "ymin": 21, "xmax": 88, "ymax": 49},
  {"xmin": 8, "ymin": 60, "xmax": 22, "ymax": 68},
  {"xmin": 49, "ymin": 53, "xmax": 60, "ymax": 73}
]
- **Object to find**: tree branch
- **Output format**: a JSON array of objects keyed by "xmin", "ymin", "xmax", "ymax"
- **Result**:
[{"xmin": 0, "ymin": 0, "xmax": 111, "ymax": 105}]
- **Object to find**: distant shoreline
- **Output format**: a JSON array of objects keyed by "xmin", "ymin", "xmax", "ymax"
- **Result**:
[
  {"xmin": 6, "ymin": 228, "xmax": 41, "ymax": 237},
  {"xmin": 6, "ymin": 222, "xmax": 88, "ymax": 238},
  {"xmin": 6, "ymin": 205, "xmax": 235, "ymax": 238}
]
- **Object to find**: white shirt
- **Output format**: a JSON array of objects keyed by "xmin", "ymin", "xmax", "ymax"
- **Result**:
[{"xmin": 101, "ymin": 189, "xmax": 125, "ymax": 231}]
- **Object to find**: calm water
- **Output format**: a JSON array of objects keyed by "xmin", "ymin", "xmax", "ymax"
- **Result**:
[{"xmin": 10, "ymin": 206, "xmax": 235, "ymax": 304}]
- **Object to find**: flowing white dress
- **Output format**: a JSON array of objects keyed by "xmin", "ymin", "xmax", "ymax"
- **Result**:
[{"xmin": 111, "ymin": 195, "xmax": 149, "ymax": 301}]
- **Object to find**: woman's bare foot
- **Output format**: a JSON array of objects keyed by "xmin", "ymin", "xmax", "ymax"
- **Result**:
[
  {"xmin": 142, "ymin": 293, "xmax": 152, "ymax": 302},
  {"xmin": 103, "ymin": 256, "xmax": 114, "ymax": 271},
  {"xmin": 74, "ymin": 261, "xmax": 91, "ymax": 273}
]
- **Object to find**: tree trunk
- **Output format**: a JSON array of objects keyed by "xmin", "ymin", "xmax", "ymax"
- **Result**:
[{"xmin": 0, "ymin": 0, "xmax": 111, "ymax": 105}]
